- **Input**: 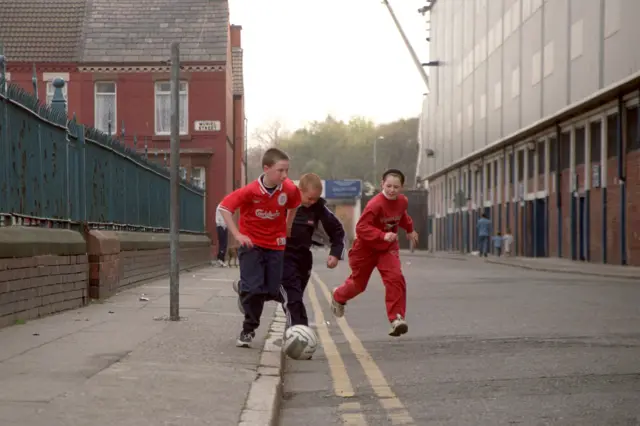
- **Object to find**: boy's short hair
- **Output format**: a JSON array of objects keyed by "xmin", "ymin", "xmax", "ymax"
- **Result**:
[
  {"xmin": 382, "ymin": 168, "xmax": 405, "ymax": 185},
  {"xmin": 262, "ymin": 148, "xmax": 290, "ymax": 168},
  {"xmin": 299, "ymin": 173, "xmax": 323, "ymax": 191}
]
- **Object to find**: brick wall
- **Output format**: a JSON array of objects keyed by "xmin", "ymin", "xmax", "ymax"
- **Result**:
[
  {"xmin": 627, "ymin": 150, "xmax": 640, "ymax": 265},
  {"xmin": 120, "ymin": 246, "xmax": 210, "ymax": 289},
  {"xmin": 0, "ymin": 228, "xmax": 211, "ymax": 329},
  {"xmin": 0, "ymin": 255, "xmax": 88, "ymax": 328}
]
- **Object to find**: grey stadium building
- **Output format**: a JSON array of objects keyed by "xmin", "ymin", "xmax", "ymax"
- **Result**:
[{"xmin": 417, "ymin": 0, "xmax": 640, "ymax": 266}]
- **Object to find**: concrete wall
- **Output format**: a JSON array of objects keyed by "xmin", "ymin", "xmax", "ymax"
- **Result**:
[
  {"xmin": 423, "ymin": 0, "xmax": 640, "ymax": 176},
  {"xmin": 0, "ymin": 228, "xmax": 211, "ymax": 329}
]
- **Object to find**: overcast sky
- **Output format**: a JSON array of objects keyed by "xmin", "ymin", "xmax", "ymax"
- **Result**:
[{"xmin": 228, "ymin": 0, "xmax": 430, "ymax": 145}]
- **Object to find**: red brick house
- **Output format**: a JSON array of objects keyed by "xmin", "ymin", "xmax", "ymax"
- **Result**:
[{"xmin": 0, "ymin": 0, "xmax": 246, "ymax": 255}]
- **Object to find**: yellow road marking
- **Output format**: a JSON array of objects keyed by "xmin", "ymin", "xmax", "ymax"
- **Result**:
[
  {"xmin": 307, "ymin": 281, "xmax": 368, "ymax": 425},
  {"xmin": 312, "ymin": 272, "xmax": 416, "ymax": 426}
]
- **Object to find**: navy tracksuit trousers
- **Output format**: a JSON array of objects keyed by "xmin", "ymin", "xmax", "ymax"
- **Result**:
[
  {"xmin": 237, "ymin": 246, "xmax": 286, "ymax": 333},
  {"xmin": 280, "ymin": 250, "xmax": 313, "ymax": 327}
]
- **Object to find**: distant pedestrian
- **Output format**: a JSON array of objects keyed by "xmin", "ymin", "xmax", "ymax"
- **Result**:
[
  {"xmin": 477, "ymin": 214, "xmax": 492, "ymax": 257},
  {"xmin": 492, "ymin": 232, "xmax": 503, "ymax": 257},
  {"xmin": 215, "ymin": 208, "xmax": 229, "ymax": 267},
  {"xmin": 503, "ymin": 228, "xmax": 514, "ymax": 257}
]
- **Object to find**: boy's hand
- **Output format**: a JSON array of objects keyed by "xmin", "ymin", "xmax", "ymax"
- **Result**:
[
  {"xmin": 235, "ymin": 234, "xmax": 253, "ymax": 248},
  {"xmin": 408, "ymin": 231, "xmax": 419, "ymax": 246},
  {"xmin": 326, "ymin": 255, "xmax": 339, "ymax": 269},
  {"xmin": 383, "ymin": 232, "xmax": 397, "ymax": 242}
]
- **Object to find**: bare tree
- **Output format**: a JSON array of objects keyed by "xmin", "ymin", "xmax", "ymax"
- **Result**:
[{"xmin": 251, "ymin": 120, "xmax": 290, "ymax": 147}]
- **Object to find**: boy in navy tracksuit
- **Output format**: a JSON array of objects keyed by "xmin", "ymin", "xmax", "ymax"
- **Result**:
[
  {"xmin": 283, "ymin": 173, "xmax": 345, "ymax": 327},
  {"xmin": 232, "ymin": 173, "xmax": 345, "ymax": 328}
]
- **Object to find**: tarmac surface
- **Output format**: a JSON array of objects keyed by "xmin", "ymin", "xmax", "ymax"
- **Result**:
[{"xmin": 279, "ymin": 251, "xmax": 640, "ymax": 425}]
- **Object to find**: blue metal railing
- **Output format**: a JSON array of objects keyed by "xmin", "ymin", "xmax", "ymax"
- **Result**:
[{"xmin": 0, "ymin": 75, "xmax": 205, "ymax": 233}]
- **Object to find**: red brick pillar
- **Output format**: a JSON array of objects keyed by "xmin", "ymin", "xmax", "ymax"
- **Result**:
[{"xmin": 87, "ymin": 230, "xmax": 121, "ymax": 300}]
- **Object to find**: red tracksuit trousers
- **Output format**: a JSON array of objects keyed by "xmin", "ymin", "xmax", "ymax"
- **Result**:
[{"xmin": 333, "ymin": 239, "xmax": 406, "ymax": 322}]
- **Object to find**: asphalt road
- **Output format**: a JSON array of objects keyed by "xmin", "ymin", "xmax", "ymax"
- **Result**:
[{"xmin": 279, "ymin": 252, "xmax": 640, "ymax": 426}]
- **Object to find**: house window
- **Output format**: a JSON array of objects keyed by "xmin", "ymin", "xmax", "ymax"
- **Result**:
[
  {"xmin": 179, "ymin": 167, "xmax": 187, "ymax": 180},
  {"xmin": 94, "ymin": 82, "xmax": 116, "ymax": 134},
  {"xmin": 191, "ymin": 167, "xmax": 206, "ymax": 189},
  {"xmin": 543, "ymin": 41, "xmax": 554, "ymax": 78},
  {"xmin": 155, "ymin": 81, "xmax": 188, "ymax": 135}
]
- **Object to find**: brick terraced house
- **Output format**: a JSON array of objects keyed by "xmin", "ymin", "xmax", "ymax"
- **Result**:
[{"xmin": 0, "ymin": 0, "xmax": 246, "ymax": 256}]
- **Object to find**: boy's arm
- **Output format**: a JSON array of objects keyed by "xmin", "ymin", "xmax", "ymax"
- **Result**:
[
  {"xmin": 218, "ymin": 186, "xmax": 251, "ymax": 238},
  {"xmin": 285, "ymin": 185, "xmax": 302, "ymax": 237},
  {"xmin": 286, "ymin": 207, "xmax": 298, "ymax": 237},
  {"xmin": 399, "ymin": 210, "xmax": 414, "ymax": 233},
  {"xmin": 318, "ymin": 204, "xmax": 346, "ymax": 259},
  {"xmin": 355, "ymin": 204, "xmax": 386, "ymax": 242}
]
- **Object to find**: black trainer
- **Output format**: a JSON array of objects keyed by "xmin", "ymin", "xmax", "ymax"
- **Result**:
[{"xmin": 236, "ymin": 330, "xmax": 255, "ymax": 348}]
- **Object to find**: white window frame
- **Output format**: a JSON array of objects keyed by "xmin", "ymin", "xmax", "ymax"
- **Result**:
[
  {"xmin": 543, "ymin": 40, "xmax": 554, "ymax": 78},
  {"xmin": 179, "ymin": 167, "xmax": 187, "ymax": 180},
  {"xmin": 154, "ymin": 81, "xmax": 188, "ymax": 135},
  {"xmin": 4, "ymin": 72, "xmax": 10, "ymax": 81},
  {"xmin": 532, "ymin": 50, "xmax": 542, "ymax": 86},
  {"xmin": 512, "ymin": 67, "xmax": 521, "ymax": 99},
  {"xmin": 570, "ymin": 20, "xmax": 584, "ymax": 61},
  {"xmin": 94, "ymin": 81, "xmax": 117, "ymax": 134},
  {"xmin": 191, "ymin": 166, "xmax": 206, "ymax": 189},
  {"xmin": 604, "ymin": 0, "xmax": 622, "ymax": 38}
]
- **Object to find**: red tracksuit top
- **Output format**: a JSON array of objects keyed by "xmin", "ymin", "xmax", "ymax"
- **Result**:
[
  {"xmin": 218, "ymin": 176, "xmax": 301, "ymax": 250},
  {"xmin": 355, "ymin": 192, "xmax": 414, "ymax": 251}
]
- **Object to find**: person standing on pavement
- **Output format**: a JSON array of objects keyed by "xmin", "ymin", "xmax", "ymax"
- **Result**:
[
  {"xmin": 215, "ymin": 208, "xmax": 229, "ymax": 267},
  {"xmin": 492, "ymin": 231, "xmax": 503, "ymax": 257},
  {"xmin": 477, "ymin": 214, "xmax": 492, "ymax": 257},
  {"xmin": 503, "ymin": 228, "xmax": 514, "ymax": 256}
]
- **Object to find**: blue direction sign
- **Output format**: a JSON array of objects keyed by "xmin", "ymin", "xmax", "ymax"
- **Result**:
[{"xmin": 324, "ymin": 179, "xmax": 362, "ymax": 199}]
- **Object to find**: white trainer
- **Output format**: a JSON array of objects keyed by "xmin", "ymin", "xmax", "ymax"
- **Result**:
[
  {"xmin": 331, "ymin": 288, "xmax": 345, "ymax": 318},
  {"xmin": 389, "ymin": 314, "xmax": 408, "ymax": 337}
]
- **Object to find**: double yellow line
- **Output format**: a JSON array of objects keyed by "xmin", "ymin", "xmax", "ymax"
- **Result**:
[{"xmin": 307, "ymin": 272, "xmax": 416, "ymax": 426}]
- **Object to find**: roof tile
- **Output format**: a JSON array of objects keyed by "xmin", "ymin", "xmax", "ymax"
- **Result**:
[
  {"xmin": 0, "ymin": 0, "xmax": 87, "ymax": 62},
  {"xmin": 0, "ymin": 0, "xmax": 229, "ymax": 64}
]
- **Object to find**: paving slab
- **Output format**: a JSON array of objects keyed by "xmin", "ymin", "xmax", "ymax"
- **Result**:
[{"xmin": 0, "ymin": 265, "xmax": 285, "ymax": 426}]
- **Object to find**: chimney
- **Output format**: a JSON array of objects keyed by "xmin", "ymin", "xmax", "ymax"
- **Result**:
[{"xmin": 230, "ymin": 25, "xmax": 242, "ymax": 48}]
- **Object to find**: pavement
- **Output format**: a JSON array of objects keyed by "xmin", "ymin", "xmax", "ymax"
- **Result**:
[
  {"xmin": 399, "ymin": 249, "xmax": 640, "ymax": 280},
  {"xmin": 0, "ymin": 264, "xmax": 286, "ymax": 426},
  {"xmin": 280, "ymin": 250, "xmax": 640, "ymax": 425}
]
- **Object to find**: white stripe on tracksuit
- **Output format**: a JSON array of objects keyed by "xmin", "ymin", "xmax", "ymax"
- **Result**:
[{"xmin": 279, "ymin": 284, "xmax": 292, "ymax": 328}]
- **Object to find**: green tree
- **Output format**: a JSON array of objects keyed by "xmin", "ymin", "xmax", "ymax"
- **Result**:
[{"xmin": 248, "ymin": 116, "xmax": 419, "ymax": 186}]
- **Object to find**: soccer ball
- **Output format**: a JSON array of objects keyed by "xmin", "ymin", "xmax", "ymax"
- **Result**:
[{"xmin": 283, "ymin": 325, "xmax": 318, "ymax": 360}]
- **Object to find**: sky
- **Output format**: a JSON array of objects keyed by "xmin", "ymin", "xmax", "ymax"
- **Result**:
[{"xmin": 228, "ymin": 0, "xmax": 430, "ymax": 146}]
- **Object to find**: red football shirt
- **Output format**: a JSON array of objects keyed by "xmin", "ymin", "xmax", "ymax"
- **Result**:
[
  {"xmin": 218, "ymin": 177, "xmax": 301, "ymax": 250},
  {"xmin": 355, "ymin": 192, "xmax": 414, "ymax": 251}
]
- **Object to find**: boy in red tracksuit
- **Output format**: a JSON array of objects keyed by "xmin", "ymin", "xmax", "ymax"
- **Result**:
[{"xmin": 331, "ymin": 169, "xmax": 418, "ymax": 337}]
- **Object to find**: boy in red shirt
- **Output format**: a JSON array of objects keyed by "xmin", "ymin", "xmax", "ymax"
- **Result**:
[
  {"xmin": 218, "ymin": 148, "xmax": 301, "ymax": 347},
  {"xmin": 331, "ymin": 169, "xmax": 418, "ymax": 337}
]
